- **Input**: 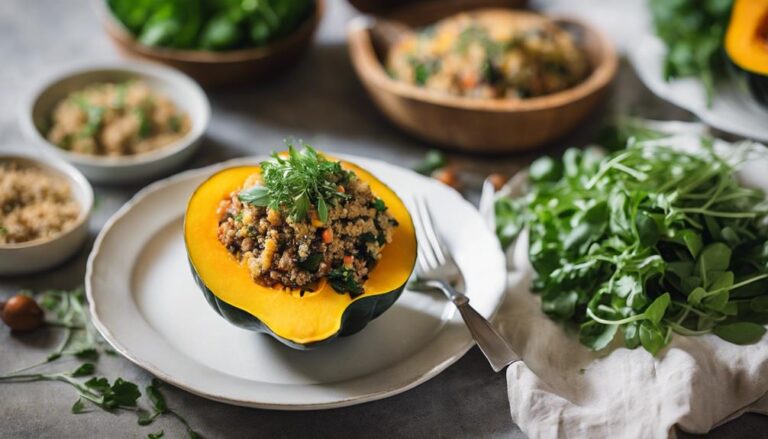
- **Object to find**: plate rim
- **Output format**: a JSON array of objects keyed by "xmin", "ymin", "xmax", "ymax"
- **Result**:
[
  {"xmin": 85, "ymin": 154, "xmax": 508, "ymax": 410},
  {"xmin": 629, "ymin": 33, "xmax": 768, "ymax": 143}
]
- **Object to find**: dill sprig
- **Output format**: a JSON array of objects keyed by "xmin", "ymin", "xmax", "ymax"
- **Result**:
[{"xmin": 238, "ymin": 142, "xmax": 352, "ymax": 222}]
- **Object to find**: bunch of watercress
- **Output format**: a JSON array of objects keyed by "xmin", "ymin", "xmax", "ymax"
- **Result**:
[
  {"xmin": 649, "ymin": 0, "xmax": 733, "ymax": 104},
  {"xmin": 496, "ymin": 138, "xmax": 768, "ymax": 355}
]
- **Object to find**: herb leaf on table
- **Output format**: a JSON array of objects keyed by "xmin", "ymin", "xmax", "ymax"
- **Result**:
[
  {"xmin": 495, "ymin": 136, "xmax": 768, "ymax": 355},
  {"xmin": 0, "ymin": 288, "xmax": 202, "ymax": 437}
]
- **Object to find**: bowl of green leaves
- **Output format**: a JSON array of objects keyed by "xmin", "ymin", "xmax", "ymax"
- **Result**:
[
  {"xmin": 495, "ymin": 131, "xmax": 768, "ymax": 356},
  {"xmin": 101, "ymin": 0, "xmax": 323, "ymax": 87}
]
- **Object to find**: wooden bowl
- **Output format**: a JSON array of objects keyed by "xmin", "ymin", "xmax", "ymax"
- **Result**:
[
  {"xmin": 348, "ymin": 5, "xmax": 618, "ymax": 153},
  {"xmin": 101, "ymin": 0, "xmax": 324, "ymax": 88}
]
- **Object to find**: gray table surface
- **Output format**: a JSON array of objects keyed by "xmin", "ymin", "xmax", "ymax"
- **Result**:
[{"xmin": 2, "ymin": 1, "xmax": 767, "ymax": 438}]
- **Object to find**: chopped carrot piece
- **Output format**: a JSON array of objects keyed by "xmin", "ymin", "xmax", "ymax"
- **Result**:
[
  {"xmin": 337, "ymin": 185, "xmax": 346, "ymax": 193},
  {"xmin": 460, "ymin": 73, "xmax": 477, "ymax": 90},
  {"xmin": 322, "ymin": 228, "xmax": 333, "ymax": 244},
  {"xmin": 343, "ymin": 255, "xmax": 354, "ymax": 267}
]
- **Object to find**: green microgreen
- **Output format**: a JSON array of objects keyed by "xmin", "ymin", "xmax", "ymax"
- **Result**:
[
  {"xmin": 238, "ymin": 142, "xmax": 352, "ymax": 223},
  {"xmin": 495, "ymin": 132, "xmax": 768, "ymax": 355}
]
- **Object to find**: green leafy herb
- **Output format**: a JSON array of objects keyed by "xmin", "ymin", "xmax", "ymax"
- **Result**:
[
  {"xmin": 0, "ymin": 288, "xmax": 201, "ymax": 437},
  {"xmin": 108, "ymin": 0, "xmax": 314, "ymax": 51},
  {"xmin": 238, "ymin": 142, "xmax": 352, "ymax": 223},
  {"xmin": 413, "ymin": 149, "xmax": 447, "ymax": 175},
  {"xmin": 371, "ymin": 198, "xmax": 387, "ymax": 212},
  {"xmin": 135, "ymin": 107, "xmax": 152, "ymax": 139},
  {"xmin": 168, "ymin": 115, "xmax": 182, "ymax": 133},
  {"xmin": 78, "ymin": 104, "xmax": 105, "ymax": 138},
  {"xmin": 113, "ymin": 83, "xmax": 127, "ymax": 109},
  {"xmin": 71, "ymin": 398, "xmax": 87, "ymax": 414},
  {"xmin": 297, "ymin": 253, "xmax": 323, "ymax": 272},
  {"xmin": 328, "ymin": 266, "xmax": 364, "ymax": 298},
  {"xmin": 495, "ymin": 135, "xmax": 768, "ymax": 355},
  {"xmin": 649, "ymin": 0, "xmax": 733, "ymax": 104},
  {"xmin": 148, "ymin": 431, "xmax": 164, "ymax": 439}
]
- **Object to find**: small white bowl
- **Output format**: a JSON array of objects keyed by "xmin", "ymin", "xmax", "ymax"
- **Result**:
[
  {"xmin": 21, "ymin": 62, "xmax": 210, "ymax": 183},
  {"xmin": 0, "ymin": 154, "xmax": 94, "ymax": 275}
]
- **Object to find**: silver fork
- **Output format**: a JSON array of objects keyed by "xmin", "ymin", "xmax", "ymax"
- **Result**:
[{"xmin": 409, "ymin": 197, "xmax": 520, "ymax": 372}]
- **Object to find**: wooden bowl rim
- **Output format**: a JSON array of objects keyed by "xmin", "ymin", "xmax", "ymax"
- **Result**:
[
  {"xmin": 348, "ymin": 8, "xmax": 618, "ymax": 113},
  {"xmin": 100, "ymin": 0, "xmax": 324, "ymax": 64}
]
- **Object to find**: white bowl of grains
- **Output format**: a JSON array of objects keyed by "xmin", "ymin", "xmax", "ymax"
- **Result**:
[
  {"xmin": 21, "ymin": 62, "xmax": 210, "ymax": 184},
  {"xmin": 0, "ymin": 154, "xmax": 93, "ymax": 275}
]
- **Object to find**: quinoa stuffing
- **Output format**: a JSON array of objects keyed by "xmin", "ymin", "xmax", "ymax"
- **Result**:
[
  {"xmin": 47, "ymin": 80, "xmax": 191, "ymax": 157},
  {"xmin": 0, "ymin": 161, "xmax": 80, "ymax": 244},
  {"xmin": 387, "ymin": 11, "xmax": 589, "ymax": 99},
  {"xmin": 216, "ymin": 145, "xmax": 399, "ymax": 298}
]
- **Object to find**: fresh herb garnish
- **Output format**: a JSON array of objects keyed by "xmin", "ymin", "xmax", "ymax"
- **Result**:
[
  {"xmin": 371, "ymin": 198, "xmax": 387, "ymax": 212},
  {"xmin": 113, "ymin": 83, "xmax": 127, "ymax": 109},
  {"xmin": 328, "ymin": 266, "xmax": 364, "ymax": 298},
  {"xmin": 413, "ymin": 149, "xmax": 447, "ymax": 175},
  {"xmin": 297, "ymin": 252, "xmax": 323, "ymax": 272},
  {"xmin": 78, "ymin": 103, "xmax": 105, "ymax": 138},
  {"xmin": 135, "ymin": 107, "xmax": 152, "ymax": 139},
  {"xmin": 168, "ymin": 115, "xmax": 182, "ymax": 133},
  {"xmin": 238, "ymin": 142, "xmax": 352, "ymax": 223},
  {"xmin": 496, "ymin": 136, "xmax": 768, "ymax": 355}
]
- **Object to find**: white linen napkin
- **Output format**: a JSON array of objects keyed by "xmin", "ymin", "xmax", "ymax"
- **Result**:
[{"xmin": 479, "ymin": 130, "xmax": 768, "ymax": 438}]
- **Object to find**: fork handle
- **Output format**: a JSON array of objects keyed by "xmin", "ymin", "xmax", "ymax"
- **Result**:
[{"xmin": 453, "ymin": 295, "xmax": 521, "ymax": 372}]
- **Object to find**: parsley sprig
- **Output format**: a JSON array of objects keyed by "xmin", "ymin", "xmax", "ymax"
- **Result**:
[
  {"xmin": 238, "ymin": 142, "xmax": 352, "ymax": 222},
  {"xmin": 0, "ymin": 288, "xmax": 201, "ymax": 438}
]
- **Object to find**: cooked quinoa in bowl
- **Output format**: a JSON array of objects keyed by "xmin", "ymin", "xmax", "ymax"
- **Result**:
[
  {"xmin": 387, "ymin": 10, "xmax": 589, "ymax": 99},
  {"xmin": 46, "ymin": 80, "xmax": 191, "ymax": 157},
  {"xmin": 216, "ymin": 146, "xmax": 398, "ymax": 297},
  {"xmin": 0, "ymin": 161, "xmax": 81, "ymax": 245}
]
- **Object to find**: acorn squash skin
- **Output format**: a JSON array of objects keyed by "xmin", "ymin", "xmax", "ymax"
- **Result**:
[
  {"xmin": 192, "ymin": 261, "xmax": 405, "ymax": 349},
  {"xmin": 184, "ymin": 159, "xmax": 416, "ymax": 350},
  {"xmin": 725, "ymin": 0, "xmax": 768, "ymax": 107}
]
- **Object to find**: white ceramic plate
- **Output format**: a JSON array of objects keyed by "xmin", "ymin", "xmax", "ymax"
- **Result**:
[
  {"xmin": 86, "ymin": 155, "xmax": 507, "ymax": 409},
  {"xmin": 629, "ymin": 34, "xmax": 768, "ymax": 143}
]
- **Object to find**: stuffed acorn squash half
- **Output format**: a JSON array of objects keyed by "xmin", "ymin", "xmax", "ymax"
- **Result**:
[{"xmin": 184, "ymin": 144, "xmax": 417, "ymax": 349}]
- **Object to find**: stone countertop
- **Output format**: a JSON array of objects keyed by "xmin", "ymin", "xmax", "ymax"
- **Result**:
[{"xmin": 1, "ymin": 1, "xmax": 766, "ymax": 437}]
